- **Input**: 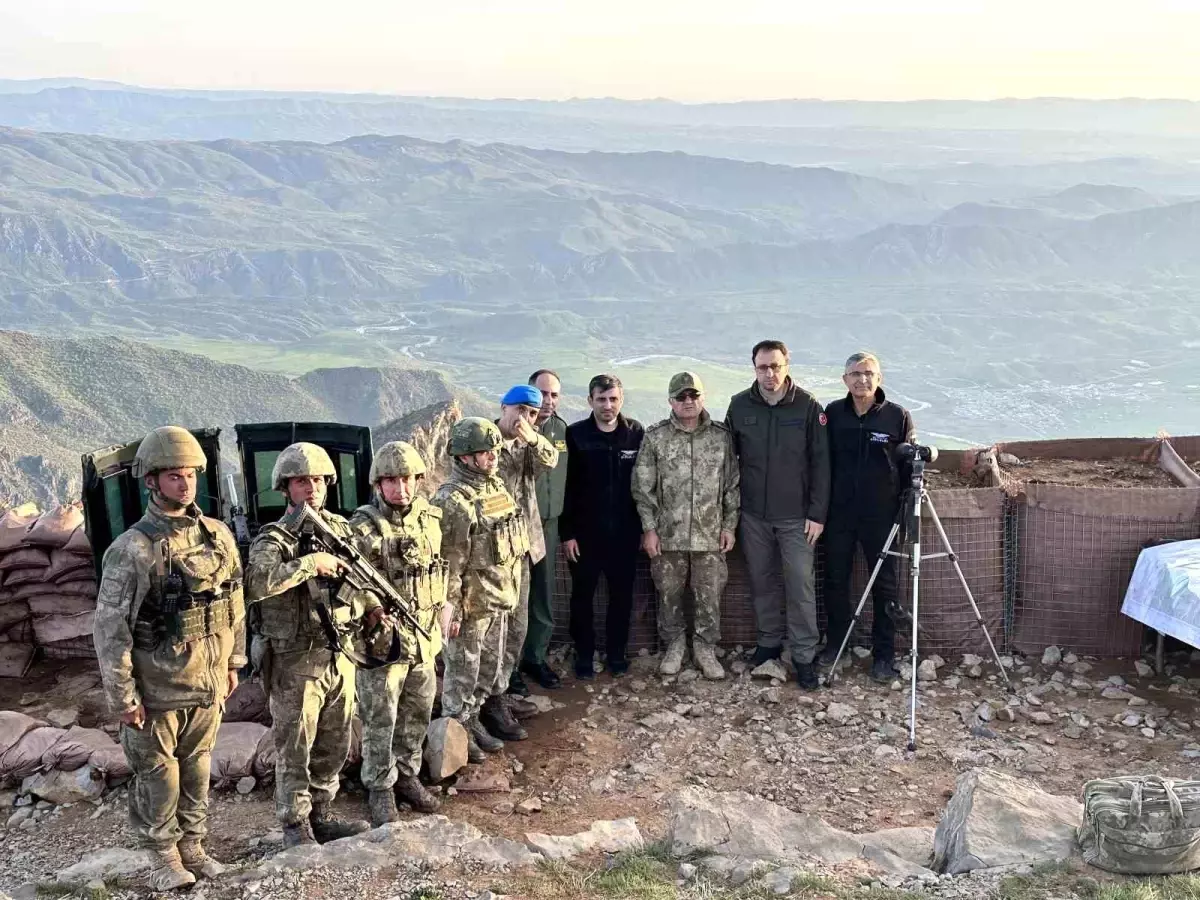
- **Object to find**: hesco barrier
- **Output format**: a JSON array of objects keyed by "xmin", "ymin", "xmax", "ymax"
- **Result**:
[{"xmin": 549, "ymin": 436, "xmax": 1200, "ymax": 660}]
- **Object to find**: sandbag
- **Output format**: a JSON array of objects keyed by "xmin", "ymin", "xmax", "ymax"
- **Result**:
[
  {"xmin": 63, "ymin": 527, "xmax": 93, "ymax": 555},
  {"xmin": 88, "ymin": 739, "xmax": 131, "ymax": 781},
  {"xmin": 28, "ymin": 595, "xmax": 95, "ymax": 618},
  {"xmin": 2, "ymin": 566, "xmax": 50, "ymax": 587},
  {"xmin": 55, "ymin": 569, "xmax": 98, "ymax": 586},
  {"xmin": 13, "ymin": 580, "xmax": 97, "ymax": 601},
  {"xmin": 44, "ymin": 549, "xmax": 94, "ymax": 581},
  {"xmin": 32, "ymin": 611, "xmax": 95, "ymax": 644},
  {"xmin": 43, "ymin": 726, "xmax": 121, "ymax": 773},
  {"xmin": 1080, "ymin": 775, "xmax": 1200, "ymax": 874},
  {"xmin": 0, "ymin": 725, "xmax": 66, "ymax": 781},
  {"xmin": 0, "ymin": 710, "xmax": 41, "ymax": 757},
  {"xmin": 252, "ymin": 727, "xmax": 276, "ymax": 781},
  {"xmin": 0, "ymin": 642, "xmax": 35, "ymax": 676},
  {"xmin": 0, "ymin": 547, "xmax": 50, "ymax": 571},
  {"xmin": 210, "ymin": 722, "xmax": 269, "ymax": 785},
  {"xmin": 24, "ymin": 504, "xmax": 85, "ymax": 548},
  {"xmin": 0, "ymin": 600, "xmax": 29, "ymax": 632},
  {"xmin": 0, "ymin": 506, "xmax": 39, "ymax": 552},
  {"xmin": 224, "ymin": 680, "xmax": 269, "ymax": 724}
]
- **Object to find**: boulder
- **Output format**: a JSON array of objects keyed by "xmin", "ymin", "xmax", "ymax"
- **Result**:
[
  {"xmin": 750, "ymin": 660, "xmax": 788, "ymax": 682},
  {"xmin": 22, "ymin": 764, "xmax": 105, "ymax": 805},
  {"xmin": 424, "ymin": 717, "xmax": 468, "ymax": 781},
  {"xmin": 55, "ymin": 848, "xmax": 156, "ymax": 887},
  {"xmin": 931, "ymin": 768, "xmax": 1082, "ymax": 874},
  {"xmin": 668, "ymin": 788, "xmax": 930, "ymax": 877},
  {"xmin": 240, "ymin": 816, "xmax": 540, "ymax": 878},
  {"xmin": 860, "ymin": 826, "xmax": 935, "ymax": 869},
  {"xmin": 525, "ymin": 819, "xmax": 644, "ymax": 861}
]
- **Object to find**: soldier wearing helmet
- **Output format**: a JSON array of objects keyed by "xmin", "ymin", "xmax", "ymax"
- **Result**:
[
  {"xmin": 432, "ymin": 417, "xmax": 529, "ymax": 763},
  {"xmin": 246, "ymin": 442, "xmax": 380, "ymax": 847},
  {"xmin": 349, "ymin": 441, "xmax": 448, "ymax": 824},
  {"xmin": 93, "ymin": 426, "xmax": 245, "ymax": 891}
]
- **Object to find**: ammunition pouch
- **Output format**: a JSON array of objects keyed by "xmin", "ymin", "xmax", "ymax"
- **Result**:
[
  {"xmin": 468, "ymin": 514, "xmax": 529, "ymax": 570},
  {"xmin": 133, "ymin": 583, "xmax": 236, "ymax": 650}
]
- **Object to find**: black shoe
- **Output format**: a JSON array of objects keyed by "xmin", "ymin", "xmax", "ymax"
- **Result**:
[
  {"xmin": 283, "ymin": 819, "xmax": 316, "ymax": 847},
  {"xmin": 466, "ymin": 733, "xmax": 486, "ymax": 764},
  {"xmin": 469, "ymin": 717, "xmax": 504, "ymax": 754},
  {"xmin": 793, "ymin": 660, "xmax": 819, "ymax": 691},
  {"xmin": 479, "ymin": 696, "xmax": 528, "ymax": 742},
  {"xmin": 870, "ymin": 657, "xmax": 900, "ymax": 683},
  {"xmin": 575, "ymin": 663, "xmax": 595, "ymax": 680},
  {"xmin": 608, "ymin": 659, "xmax": 630, "ymax": 678},
  {"xmin": 750, "ymin": 645, "xmax": 782, "ymax": 667},
  {"xmin": 395, "ymin": 775, "xmax": 441, "ymax": 814},
  {"xmin": 309, "ymin": 806, "xmax": 370, "ymax": 844},
  {"xmin": 506, "ymin": 671, "xmax": 531, "ymax": 698},
  {"xmin": 520, "ymin": 660, "xmax": 561, "ymax": 690},
  {"xmin": 817, "ymin": 643, "xmax": 841, "ymax": 667}
]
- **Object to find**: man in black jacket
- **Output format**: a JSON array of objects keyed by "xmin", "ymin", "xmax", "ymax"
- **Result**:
[
  {"xmin": 822, "ymin": 351, "xmax": 915, "ymax": 683},
  {"xmin": 726, "ymin": 340, "xmax": 831, "ymax": 689},
  {"xmin": 561, "ymin": 373, "xmax": 645, "ymax": 679}
]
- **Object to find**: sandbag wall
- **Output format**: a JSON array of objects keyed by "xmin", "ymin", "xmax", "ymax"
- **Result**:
[
  {"xmin": 0, "ymin": 503, "xmax": 98, "ymax": 676},
  {"xmin": 549, "ymin": 437, "xmax": 1200, "ymax": 658}
]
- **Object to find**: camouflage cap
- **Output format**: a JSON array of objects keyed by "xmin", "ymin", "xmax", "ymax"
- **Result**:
[
  {"xmin": 132, "ymin": 426, "xmax": 207, "ymax": 477},
  {"xmin": 448, "ymin": 417, "xmax": 503, "ymax": 457},
  {"xmin": 272, "ymin": 442, "xmax": 338, "ymax": 491},
  {"xmin": 370, "ymin": 441, "xmax": 426, "ymax": 482},
  {"xmin": 668, "ymin": 371, "xmax": 705, "ymax": 398}
]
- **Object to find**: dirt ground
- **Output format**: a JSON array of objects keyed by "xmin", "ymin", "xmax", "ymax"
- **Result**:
[
  {"xmin": 1002, "ymin": 457, "xmax": 1189, "ymax": 488},
  {"xmin": 3, "ymin": 646, "xmax": 1200, "ymax": 899}
]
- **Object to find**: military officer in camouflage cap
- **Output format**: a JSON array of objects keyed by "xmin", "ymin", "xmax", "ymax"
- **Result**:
[
  {"xmin": 432, "ymin": 417, "xmax": 528, "ymax": 763},
  {"xmin": 350, "ymin": 441, "xmax": 448, "ymax": 825},
  {"xmin": 94, "ymin": 426, "xmax": 245, "ymax": 891},
  {"xmin": 247, "ymin": 442, "xmax": 380, "ymax": 847},
  {"xmin": 632, "ymin": 373, "xmax": 740, "ymax": 680}
]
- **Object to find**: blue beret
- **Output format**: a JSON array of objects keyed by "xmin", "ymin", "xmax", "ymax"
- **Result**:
[{"xmin": 501, "ymin": 384, "xmax": 542, "ymax": 407}]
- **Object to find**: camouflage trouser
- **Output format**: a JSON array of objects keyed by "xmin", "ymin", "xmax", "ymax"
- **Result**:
[
  {"xmin": 356, "ymin": 659, "xmax": 437, "ymax": 791},
  {"xmin": 497, "ymin": 555, "xmax": 531, "ymax": 695},
  {"xmin": 441, "ymin": 611, "xmax": 508, "ymax": 722},
  {"xmin": 120, "ymin": 705, "xmax": 222, "ymax": 851},
  {"xmin": 269, "ymin": 652, "xmax": 356, "ymax": 825},
  {"xmin": 650, "ymin": 550, "xmax": 727, "ymax": 646}
]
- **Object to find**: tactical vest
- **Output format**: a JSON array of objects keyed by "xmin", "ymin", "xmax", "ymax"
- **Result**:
[
  {"xmin": 255, "ymin": 518, "xmax": 351, "ymax": 644},
  {"xmin": 131, "ymin": 516, "xmax": 238, "ymax": 650},
  {"xmin": 353, "ymin": 503, "xmax": 448, "ymax": 614},
  {"xmin": 447, "ymin": 480, "xmax": 530, "ymax": 571}
]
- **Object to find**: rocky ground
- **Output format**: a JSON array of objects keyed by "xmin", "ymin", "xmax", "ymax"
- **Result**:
[{"xmin": 3, "ymin": 642, "xmax": 1200, "ymax": 900}]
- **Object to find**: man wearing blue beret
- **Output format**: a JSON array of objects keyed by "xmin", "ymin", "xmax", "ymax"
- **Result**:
[{"xmin": 478, "ymin": 384, "xmax": 559, "ymax": 743}]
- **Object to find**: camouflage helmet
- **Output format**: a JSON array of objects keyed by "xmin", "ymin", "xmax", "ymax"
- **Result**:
[
  {"xmin": 132, "ymin": 426, "xmax": 207, "ymax": 477},
  {"xmin": 370, "ymin": 441, "xmax": 426, "ymax": 482},
  {"xmin": 272, "ymin": 442, "xmax": 337, "ymax": 491},
  {"xmin": 448, "ymin": 417, "xmax": 503, "ymax": 457}
]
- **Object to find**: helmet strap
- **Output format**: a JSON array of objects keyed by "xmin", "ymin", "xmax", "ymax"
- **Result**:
[{"xmin": 148, "ymin": 475, "xmax": 189, "ymax": 513}]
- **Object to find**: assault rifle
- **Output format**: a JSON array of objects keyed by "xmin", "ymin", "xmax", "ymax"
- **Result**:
[{"xmin": 290, "ymin": 503, "xmax": 431, "ymax": 644}]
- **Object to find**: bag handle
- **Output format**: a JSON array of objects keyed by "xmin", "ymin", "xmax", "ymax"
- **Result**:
[{"xmin": 1131, "ymin": 776, "xmax": 1186, "ymax": 827}]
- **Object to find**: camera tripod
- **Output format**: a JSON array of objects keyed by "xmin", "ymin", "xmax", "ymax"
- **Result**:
[{"xmin": 826, "ymin": 456, "xmax": 1011, "ymax": 751}]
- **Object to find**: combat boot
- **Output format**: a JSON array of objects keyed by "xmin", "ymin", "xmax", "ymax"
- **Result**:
[
  {"xmin": 506, "ymin": 694, "xmax": 539, "ymax": 721},
  {"xmin": 480, "ymin": 695, "xmax": 527, "ymax": 741},
  {"xmin": 368, "ymin": 789, "xmax": 400, "ymax": 827},
  {"xmin": 658, "ymin": 635, "xmax": 687, "ymax": 676},
  {"xmin": 177, "ymin": 839, "xmax": 226, "ymax": 879},
  {"xmin": 309, "ymin": 803, "xmax": 370, "ymax": 843},
  {"xmin": 283, "ymin": 818, "xmax": 316, "ymax": 848},
  {"xmin": 147, "ymin": 847, "xmax": 197, "ymax": 892},
  {"xmin": 396, "ymin": 774, "xmax": 441, "ymax": 813},
  {"xmin": 466, "ymin": 731, "xmax": 487, "ymax": 764},
  {"xmin": 469, "ymin": 714, "xmax": 505, "ymax": 754},
  {"xmin": 693, "ymin": 641, "xmax": 726, "ymax": 680}
]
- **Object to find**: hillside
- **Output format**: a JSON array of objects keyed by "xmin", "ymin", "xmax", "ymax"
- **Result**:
[{"xmin": 0, "ymin": 330, "xmax": 487, "ymax": 506}]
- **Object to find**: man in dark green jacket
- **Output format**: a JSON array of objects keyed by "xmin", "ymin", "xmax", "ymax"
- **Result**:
[
  {"xmin": 519, "ymin": 369, "xmax": 569, "ymax": 689},
  {"xmin": 725, "ymin": 340, "xmax": 831, "ymax": 690}
]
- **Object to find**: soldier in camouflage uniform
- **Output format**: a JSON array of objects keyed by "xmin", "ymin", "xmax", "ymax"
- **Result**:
[
  {"xmin": 350, "ymin": 441, "xmax": 447, "ymax": 825},
  {"xmin": 246, "ymin": 443, "xmax": 379, "ymax": 847},
  {"xmin": 490, "ymin": 384, "xmax": 558, "ymax": 738},
  {"xmin": 433, "ymin": 418, "xmax": 528, "ymax": 763},
  {"xmin": 632, "ymin": 373, "xmax": 740, "ymax": 680},
  {"xmin": 94, "ymin": 426, "xmax": 245, "ymax": 891}
]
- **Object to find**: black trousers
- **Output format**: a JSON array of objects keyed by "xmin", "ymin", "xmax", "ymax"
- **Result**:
[
  {"xmin": 823, "ymin": 514, "xmax": 899, "ymax": 661},
  {"xmin": 568, "ymin": 533, "xmax": 639, "ymax": 665}
]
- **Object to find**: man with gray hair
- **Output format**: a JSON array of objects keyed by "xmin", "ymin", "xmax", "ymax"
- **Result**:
[{"xmin": 821, "ymin": 351, "xmax": 915, "ymax": 683}]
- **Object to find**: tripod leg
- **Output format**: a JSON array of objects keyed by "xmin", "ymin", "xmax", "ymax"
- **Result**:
[
  {"xmin": 907, "ymin": 491, "xmax": 921, "ymax": 752},
  {"xmin": 827, "ymin": 523, "xmax": 901, "ymax": 685},
  {"xmin": 924, "ymin": 497, "xmax": 1013, "ymax": 691}
]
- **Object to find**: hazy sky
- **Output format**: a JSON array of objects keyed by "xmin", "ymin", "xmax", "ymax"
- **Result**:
[{"xmin": 2, "ymin": 0, "xmax": 1198, "ymax": 101}]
